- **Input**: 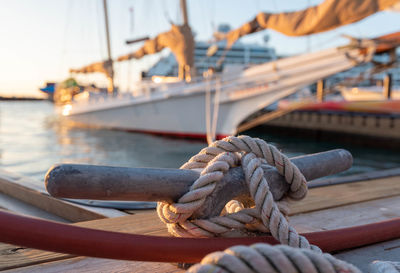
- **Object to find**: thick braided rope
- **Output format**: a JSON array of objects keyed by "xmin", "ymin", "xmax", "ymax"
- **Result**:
[
  {"xmin": 181, "ymin": 137, "xmax": 400, "ymax": 273},
  {"xmin": 188, "ymin": 244, "xmax": 362, "ymax": 273},
  {"xmin": 188, "ymin": 245, "xmax": 400, "ymax": 273},
  {"xmin": 157, "ymin": 136, "xmax": 312, "ymax": 249}
]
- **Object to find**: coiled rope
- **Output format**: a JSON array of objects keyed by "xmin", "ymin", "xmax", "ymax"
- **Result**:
[
  {"xmin": 156, "ymin": 135, "xmax": 399, "ymax": 273},
  {"xmin": 188, "ymin": 244, "xmax": 360, "ymax": 273}
]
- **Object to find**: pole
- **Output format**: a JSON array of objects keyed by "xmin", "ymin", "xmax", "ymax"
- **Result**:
[
  {"xmin": 317, "ymin": 79, "xmax": 325, "ymax": 102},
  {"xmin": 383, "ymin": 73, "xmax": 392, "ymax": 99},
  {"xmin": 45, "ymin": 149, "xmax": 353, "ymax": 215},
  {"xmin": 125, "ymin": 36, "xmax": 150, "ymax": 45},
  {"xmin": 180, "ymin": 0, "xmax": 189, "ymax": 25},
  {"xmin": 103, "ymin": 0, "xmax": 114, "ymax": 94},
  {"xmin": 179, "ymin": 0, "xmax": 190, "ymax": 81}
]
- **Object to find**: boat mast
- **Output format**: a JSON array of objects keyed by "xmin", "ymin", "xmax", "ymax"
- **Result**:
[
  {"xmin": 180, "ymin": 0, "xmax": 189, "ymax": 25},
  {"xmin": 103, "ymin": 0, "xmax": 114, "ymax": 93},
  {"xmin": 179, "ymin": 0, "xmax": 191, "ymax": 81}
]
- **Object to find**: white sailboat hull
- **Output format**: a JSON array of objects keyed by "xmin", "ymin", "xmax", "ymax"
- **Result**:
[
  {"xmin": 60, "ymin": 87, "xmax": 296, "ymax": 138},
  {"xmin": 59, "ymin": 46, "xmax": 372, "ymax": 139}
]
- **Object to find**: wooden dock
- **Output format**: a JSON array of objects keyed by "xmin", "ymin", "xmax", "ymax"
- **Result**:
[{"xmin": 0, "ymin": 168, "xmax": 400, "ymax": 272}]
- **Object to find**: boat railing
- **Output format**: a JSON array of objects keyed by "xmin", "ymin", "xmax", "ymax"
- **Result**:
[{"xmin": 123, "ymin": 48, "xmax": 342, "ymax": 100}]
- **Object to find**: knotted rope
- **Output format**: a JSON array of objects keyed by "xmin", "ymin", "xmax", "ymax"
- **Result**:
[
  {"xmin": 156, "ymin": 135, "xmax": 399, "ymax": 273},
  {"xmin": 157, "ymin": 135, "xmax": 309, "ymax": 243}
]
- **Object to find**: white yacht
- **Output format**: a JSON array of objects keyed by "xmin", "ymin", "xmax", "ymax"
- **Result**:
[{"xmin": 58, "ymin": 0, "xmax": 400, "ymax": 141}]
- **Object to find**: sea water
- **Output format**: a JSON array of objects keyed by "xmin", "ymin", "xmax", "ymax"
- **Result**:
[{"xmin": 1, "ymin": 100, "xmax": 399, "ymax": 186}]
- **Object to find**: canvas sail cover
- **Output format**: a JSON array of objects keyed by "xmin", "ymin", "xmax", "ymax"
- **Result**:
[
  {"xmin": 70, "ymin": 60, "xmax": 113, "ymax": 78},
  {"xmin": 390, "ymin": 1, "xmax": 400, "ymax": 11},
  {"xmin": 117, "ymin": 24, "xmax": 194, "ymax": 69},
  {"xmin": 221, "ymin": 0, "xmax": 400, "ymax": 47}
]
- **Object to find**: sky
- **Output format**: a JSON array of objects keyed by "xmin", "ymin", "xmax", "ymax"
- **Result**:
[{"xmin": 0, "ymin": 0, "xmax": 399, "ymax": 97}]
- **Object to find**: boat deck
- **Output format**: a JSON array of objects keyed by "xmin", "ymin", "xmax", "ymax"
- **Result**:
[{"xmin": 0, "ymin": 169, "xmax": 400, "ymax": 272}]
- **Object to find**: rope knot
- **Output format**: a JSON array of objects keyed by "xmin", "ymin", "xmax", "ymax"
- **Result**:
[
  {"xmin": 156, "ymin": 135, "xmax": 394, "ymax": 273},
  {"xmin": 157, "ymin": 135, "xmax": 312, "ymax": 241}
]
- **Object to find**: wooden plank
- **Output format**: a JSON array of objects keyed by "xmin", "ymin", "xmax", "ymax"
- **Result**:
[
  {"xmin": 0, "ymin": 169, "xmax": 127, "ymax": 222},
  {"xmin": 0, "ymin": 175, "xmax": 107, "ymax": 222},
  {"xmin": 5, "ymin": 257, "xmax": 183, "ymax": 273},
  {"xmin": 0, "ymin": 210, "xmax": 164, "ymax": 271},
  {"xmin": 290, "ymin": 195, "xmax": 400, "ymax": 232},
  {"xmin": 290, "ymin": 175, "xmax": 400, "ymax": 215},
  {"xmin": 0, "ymin": 194, "xmax": 69, "ymax": 223},
  {"xmin": 5, "ymin": 196, "xmax": 400, "ymax": 272},
  {"xmin": 309, "ymin": 167, "xmax": 400, "ymax": 188},
  {"xmin": 0, "ymin": 244, "xmax": 76, "ymax": 272}
]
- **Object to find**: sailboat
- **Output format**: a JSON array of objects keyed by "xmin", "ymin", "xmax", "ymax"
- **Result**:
[{"xmin": 57, "ymin": 0, "xmax": 400, "ymax": 141}]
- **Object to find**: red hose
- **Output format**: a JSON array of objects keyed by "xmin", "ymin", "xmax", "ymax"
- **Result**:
[{"xmin": 0, "ymin": 210, "xmax": 399, "ymax": 263}]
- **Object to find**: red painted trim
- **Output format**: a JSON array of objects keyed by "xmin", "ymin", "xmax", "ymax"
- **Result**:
[
  {"xmin": 0, "ymin": 210, "xmax": 399, "ymax": 263},
  {"xmin": 118, "ymin": 127, "xmax": 229, "ymax": 141},
  {"xmin": 69, "ymin": 120, "xmax": 230, "ymax": 141}
]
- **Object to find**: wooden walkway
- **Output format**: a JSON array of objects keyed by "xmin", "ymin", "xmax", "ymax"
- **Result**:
[{"xmin": 0, "ymin": 169, "xmax": 399, "ymax": 272}]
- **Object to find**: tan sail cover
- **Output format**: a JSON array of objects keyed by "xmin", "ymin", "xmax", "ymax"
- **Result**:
[
  {"xmin": 222, "ymin": 0, "xmax": 400, "ymax": 47},
  {"xmin": 117, "ymin": 24, "xmax": 194, "ymax": 69},
  {"xmin": 70, "ymin": 60, "xmax": 113, "ymax": 78}
]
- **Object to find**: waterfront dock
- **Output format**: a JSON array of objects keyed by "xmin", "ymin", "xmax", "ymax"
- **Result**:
[{"xmin": 256, "ymin": 109, "xmax": 400, "ymax": 149}]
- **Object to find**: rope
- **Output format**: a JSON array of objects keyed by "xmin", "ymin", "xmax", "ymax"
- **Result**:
[
  {"xmin": 210, "ymin": 78, "xmax": 221, "ymax": 143},
  {"xmin": 205, "ymin": 72, "xmax": 221, "ymax": 145},
  {"xmin": 188, "ymin": 244, "xmax": 361, "ymax": 273},
  {"xmin": 205, "ymin": 72, "xmax": 213, "ymax": 144},
  {"xmin": 157, "ymin": 135, "xmax": 308, "ymax": 241},
  {"xmin": 155, "ymin": 135, "xmax": 400, "ymax": 273}
]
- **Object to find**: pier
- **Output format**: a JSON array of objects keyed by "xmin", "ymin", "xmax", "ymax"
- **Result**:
[{"xmin": 255, "ymin": 110, "xmax": 400, "ymax": 149}]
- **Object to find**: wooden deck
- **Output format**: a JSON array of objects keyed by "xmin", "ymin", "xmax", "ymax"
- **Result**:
[{"xmin": 0, "ymin": 169, "xmax": 399, "ymax": 272}]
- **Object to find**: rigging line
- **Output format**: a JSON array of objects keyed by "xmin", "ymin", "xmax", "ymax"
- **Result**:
[
  {"xmin": 129, "ymin": 2, "xmax": 134, "ymax": 34},
  {"xmin": 58, "ymin": 0, "xmax": 73, "ymax": 76},
  {"xmin": 96, "ymin": 0, "xmax": 106, "ymax": 61},
  {"xmin": 309, "ymin": 34, "xmax": 342, "ymax": 52},
  {"xmin": 271, "ymin": 0, "xmax": 278, "ymax": 12},
  {"xmin": 210, "ymin": 78, "xmax": 221, "ymax": 142},
  {"xmin": 209, "ymin": 0, "xmax": 216, "ymax": 33},
  {"xmin": 161, "ymin": 0, "xmax": 172, "ymax": 23},
  {"xmin": 205, "ymin": 75, "xmax": 212, "ymax": 144},
  {"xmin": 216, "ymin": 47, "xmax": 230, "ymax": 68},
  {"xmin": 306, "ymin": 0, "xmax": 311, "ymax": 53},
  {"xmin": 127, "ymin": 2, "xmax": 135, "ymax": 92},
  {"xmin": 82, "ymin": 0, "xmax": 90, "ymax": 60},
  {"xmin": 255, "ymin": 0, "xmax": 261, "ymax": 11},
  {"xmin": 176, "ymin": 0, "xmax": 181, "ymax": 25}
]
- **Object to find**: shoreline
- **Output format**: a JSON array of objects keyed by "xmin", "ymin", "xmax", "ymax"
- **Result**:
[{"xmin": 0, "ymin": 96, "xmax": 45, "ymax": 101}]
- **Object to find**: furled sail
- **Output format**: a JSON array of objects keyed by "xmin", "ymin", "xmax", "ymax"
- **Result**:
[
  {"xmin": 219, "ymin": 0, "xmax": 400, "ymax": 47},
  {"xmin": 69, "ymin": 60, "xmax": 113, "ymax": 78},
  {"xmin": 117, "ymin": 24, "xmax": 194, "ymax": 71}
]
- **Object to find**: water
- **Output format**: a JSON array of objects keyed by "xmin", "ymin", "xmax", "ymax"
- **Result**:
[{"xmin": 0, "ymin": 101, "xmax": 399, "ymax": 188}]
